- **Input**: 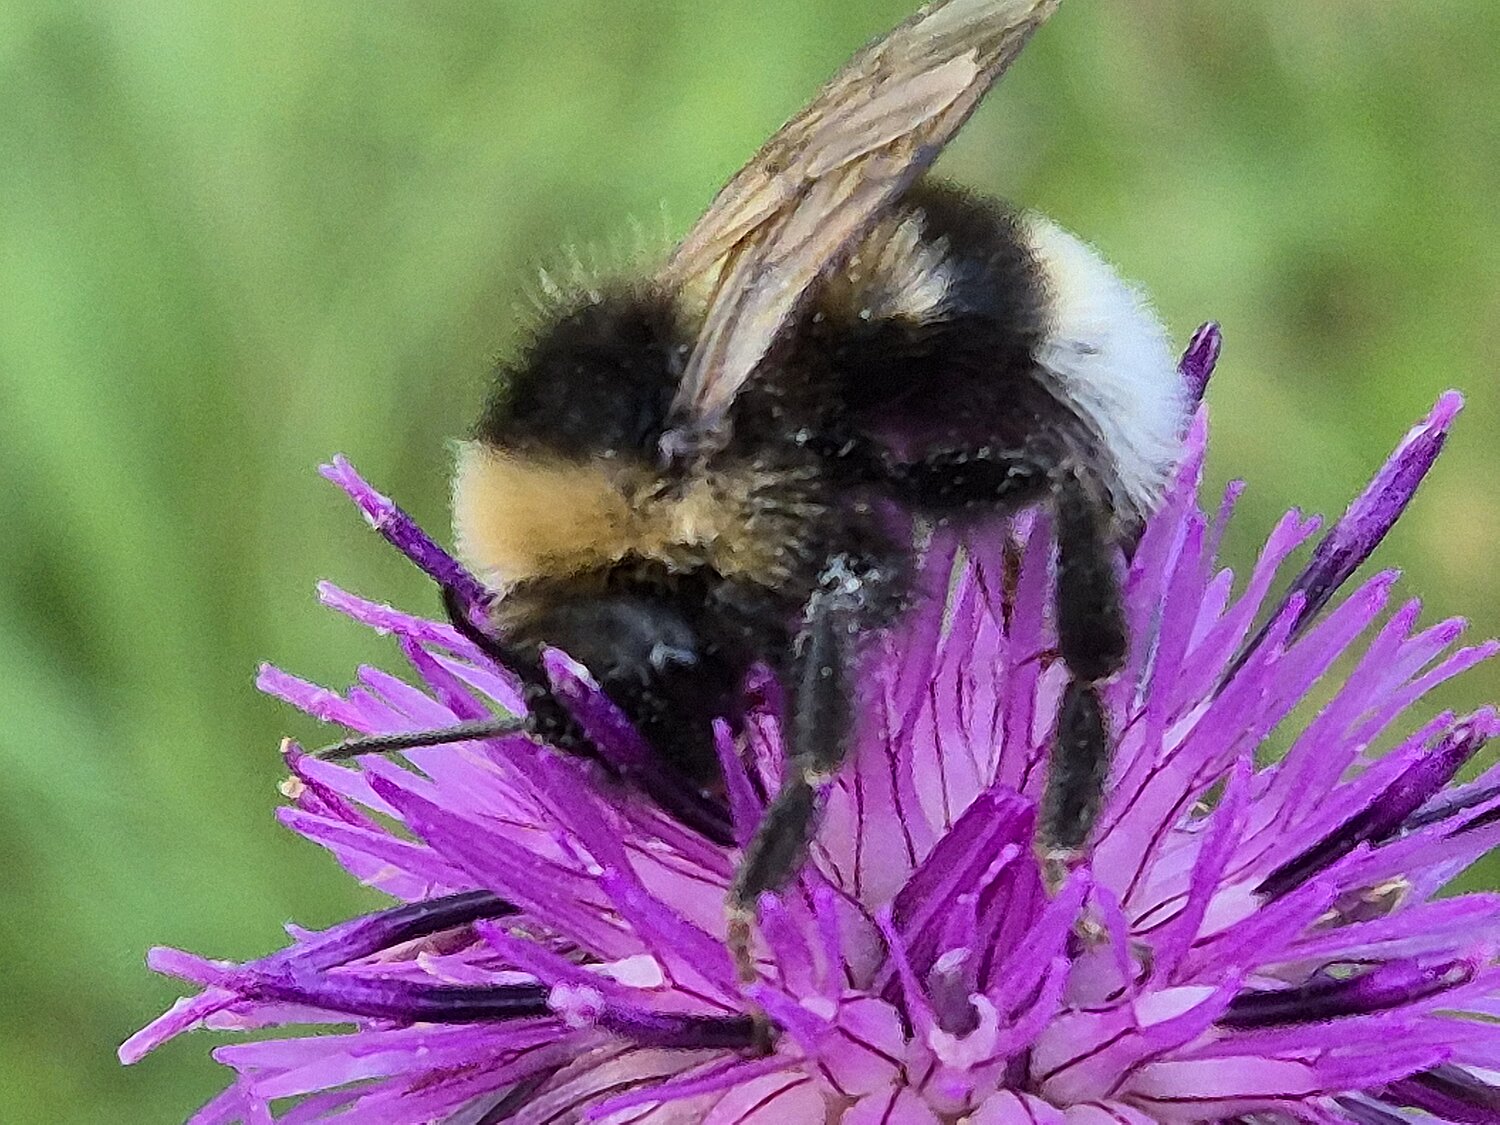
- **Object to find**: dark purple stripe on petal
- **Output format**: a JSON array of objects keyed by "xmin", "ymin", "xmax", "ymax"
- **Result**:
[
  {"xmin": 136, "ymin": 892, "xmax": 526, "ymax": 1037},
  {"xmin": 1408, "ymin": 781, "xmax": 1500, "ymax": 833},
  {"xmin": 1379, "ymin": 1065, "xmax": 1500, "ymax": 1124},
  {"xmin": 124, "ymin": 892, "xmax": 537, "ymax": 1049},
  {"xmin": 1258, "ymin": 713, "xmax": 1492, "ymax": 899},
  {"xmin": 1180, "ymin": 322, "xmax": 1222, "ymax": 405},
  {"xmin": 1456, "ymin": 798, "xmax": 1500, "ymax": 838},
  {"xmin": 588, "ymin": 1054, "xmax": 793, "ymax": 1119},
  {"xmin": 888, "ymin": 787, "xmax": 1034, "ymax": 985},
  {"xmin": 1333, "ymin": 1096, "xmax": 1417, "ymax": 1125},
  {"xmin": 288, "ymin": 890, "xmax": 520, "ymax": 972},
  {"xmin": 1220, "ymin": 958, "xmax": 1476, "ymax": 1029},
  {"xmin": 320, "ymin": 455, "xmax": 492, "ymax": 622},
  {"xmin": 596, "ymin": 1008, "xmax": 757, "ymax": 1050},
  {"xmin": 1360, "ymin": 710, "xmax": 1498, "ymax": 834},
  {"xmin": 236, "ymin": 965, "xmax": 550, "ymax": 1023}
]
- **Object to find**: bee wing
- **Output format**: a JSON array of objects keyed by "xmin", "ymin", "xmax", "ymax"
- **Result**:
[{"xmin": 659, "ymin": 0, "xmax": 1060, "ymax": 459}]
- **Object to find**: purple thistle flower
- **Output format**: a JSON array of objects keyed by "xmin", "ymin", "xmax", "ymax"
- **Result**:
[{"xmin": 123, "ymin": 334, "xmax": 1500, "ymax": 1124}]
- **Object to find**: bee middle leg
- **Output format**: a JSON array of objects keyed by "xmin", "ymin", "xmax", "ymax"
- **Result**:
[
  {"xmin": 875, "ymin": 447, "xmax": 1126, "ymax": 865},
  {"xmin": 727, "ymin": 555, "xmax": 876, "ymax": 992}
]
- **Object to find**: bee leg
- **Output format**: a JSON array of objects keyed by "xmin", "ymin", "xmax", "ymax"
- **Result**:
[
  {"xmin": 727, "ymin": 557, "xmax": 870, "ymax": 1002},
  {"xmin": 882, "ymin": 444, "xmax": 1052, "ymax": 512},
  {"xmin": 1041, "ymin": 474, "xmax": 1127, "ymax": 869},
  {"xmin": 871, "ymin": 446, "xmax": 1123, "ymax": 871}
]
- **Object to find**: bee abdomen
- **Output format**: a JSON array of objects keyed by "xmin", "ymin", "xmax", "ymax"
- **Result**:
[
  {"xmin": 806, "ymin": 179, "xmax": 1188, "ymax": 530},
  {"xmin": 1019, "ymin": 214, "xmax": 1188, "ymax": 525}
]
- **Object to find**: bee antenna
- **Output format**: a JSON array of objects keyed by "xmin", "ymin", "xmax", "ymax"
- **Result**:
[{"xmin": 312, "ymin": 717, "xmax": 528, "ymax": 762}]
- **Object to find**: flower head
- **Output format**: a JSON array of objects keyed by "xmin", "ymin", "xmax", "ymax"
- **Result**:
[{"xmin": 124, "ymin": 332, "xmax": 1500, "ymax": 1124}]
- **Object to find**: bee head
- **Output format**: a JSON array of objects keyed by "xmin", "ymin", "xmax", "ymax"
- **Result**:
[{"xmin": 520, "ymin": 590, "xmax": 742, "ymax": 785}]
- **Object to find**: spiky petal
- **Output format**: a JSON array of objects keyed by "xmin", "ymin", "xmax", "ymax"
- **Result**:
[{"xmin": 125, "ymin": 345, "xmax": 1500, "ymax": 1124}]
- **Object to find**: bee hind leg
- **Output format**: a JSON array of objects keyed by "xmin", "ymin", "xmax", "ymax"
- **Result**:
[
  {"xmin": 871, "ymin": 444, "xmax": 1125, "ymax": 875},
  {"xmin": 1041, "ymin": 472, "xmax": 1127, "ymax": 870}
]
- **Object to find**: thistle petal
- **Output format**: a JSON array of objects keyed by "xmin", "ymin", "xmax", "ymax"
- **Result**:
[{"xmin": 126, "ymin": 364, "xmax": 1500, "ymax": 1125}]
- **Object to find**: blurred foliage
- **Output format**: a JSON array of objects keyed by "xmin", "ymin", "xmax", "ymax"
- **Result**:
[{"xmin": 1, "ymin": 1, "xmax": 1496, "ymax": 1119}]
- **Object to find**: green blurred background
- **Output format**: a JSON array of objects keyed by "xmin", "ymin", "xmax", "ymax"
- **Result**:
[{"xmin": 2, "ymin": 0, "xmax": 1496, "ymax": 1119}]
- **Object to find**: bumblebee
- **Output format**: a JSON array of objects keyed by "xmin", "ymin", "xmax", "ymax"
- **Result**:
[{"xmin": 322, "ymin": 0, "xmax": 1187, "ymax": 979}]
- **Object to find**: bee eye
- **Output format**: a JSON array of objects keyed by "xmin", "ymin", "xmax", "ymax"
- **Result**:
[{"xmin": 529, "ymin": 595, "xmax": 702, "ymax": 686}]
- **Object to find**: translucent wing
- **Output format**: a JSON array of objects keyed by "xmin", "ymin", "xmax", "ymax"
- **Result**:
[{"xmin": 659, "ymin": 0, "xmax": 1061, "ymax": 461}]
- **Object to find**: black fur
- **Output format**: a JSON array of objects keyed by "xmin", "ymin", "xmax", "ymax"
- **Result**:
[
  {"xmin": 825, "ymin": 188, "xmax": 1041, "ymax": 383},
  {"xmin": 812, "ymin": 183, "xmax": 1057, "ymax": 461},
  {"xmin": 477, "ymin": 289, "xmax": 687, "ymax": 460},
  {"xmin": 1043, "ymin": 680, "xmax": 1111, "ymax": 849},
  {"xmin": 731, "ymin": 554, "xmax": 876, "ymax": 906},
  {"xmin": 428, "ymin": 180, "xmax": 1128, "ymax": 925},
  {"xmin": 462, "ymin": 180, "xmax": 1122, "ymax": 844}
]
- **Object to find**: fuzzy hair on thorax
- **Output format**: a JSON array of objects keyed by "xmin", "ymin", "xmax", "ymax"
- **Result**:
[{"xmin": 452, "ymin": 442, "xmax": 828, "ymax": 596}]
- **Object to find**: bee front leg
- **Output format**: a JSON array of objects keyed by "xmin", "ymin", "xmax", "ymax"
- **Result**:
[{"xmin": 727, "ymin": 557, "xmax": 872, "ymax": 1022}]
